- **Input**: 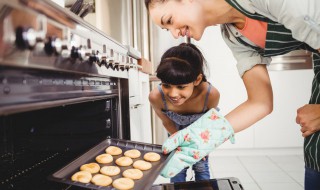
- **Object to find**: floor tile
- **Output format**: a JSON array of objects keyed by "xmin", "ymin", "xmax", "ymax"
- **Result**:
[
  {"xmin": 153, "ymin": 153, "xmax": 305, "ymax": 190},
  {"xmin": 242, "ymin": 162, "xmax": 282, "ymax": 172},
  {"xmin": 212, "ymin": 171, "xmax": 255, "ymax": 183},
  {"xmin": 249, "ymin": 171, "xmax": 295, "ymax": 183},
  {"xmin": 241, "ymin": 182, "xmax": 262, "ymax": 190},
  {"xmin": 287, "ymin": 171, "xmax": 304, "ymax": 183},
  {"xmin": 238, "ymin": 156, "xmax": 272, "ymax": 164},
  {"xmin": 277, "ymin": 162, "xmax": 305, "ymax": 172},
  {"xmin": 258, "ymin": 182, "xmax": 303, "ymax": 190},
  {"xmin": 269, "ymin": 155, "xmax": 303, "ymax": 164}
]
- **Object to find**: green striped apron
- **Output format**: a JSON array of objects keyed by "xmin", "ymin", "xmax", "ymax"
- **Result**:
[{"xmin": 226, "ymin": 0, "xmax": 320, "ymax": 172}]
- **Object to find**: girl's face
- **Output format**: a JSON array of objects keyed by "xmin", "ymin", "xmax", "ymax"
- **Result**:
[
  {"xmin": 161, "ymin": 82, "xmax": 195, "ymax": 106},
  {"xmin": 149, "ymin": 0, "xmax": 207, "ymax": 40}
]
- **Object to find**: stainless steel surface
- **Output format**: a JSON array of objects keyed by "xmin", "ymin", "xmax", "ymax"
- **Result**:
[
  {"xmin": 0, "ymin": 67, "xmax": 119, "ymax": 115},
  {"xmin": 0, "ymin": 0, "xmax": 138, "ymax": 118},
  {"xmin": 0, "ymin": 0, "xmax": 134, "ymax": 78},
  {"xmin": 268, "ymin": 50, "xmax": 313, "ymax": 71},
  {"xmin": 95, "ymin": 0, "xmax": 133, "ymax": 48}
]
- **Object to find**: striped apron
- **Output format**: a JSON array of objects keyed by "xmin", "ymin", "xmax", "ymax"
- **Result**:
[{"xmin": 226, "ymin": 0, "xmax": 320, "ymax": 172}]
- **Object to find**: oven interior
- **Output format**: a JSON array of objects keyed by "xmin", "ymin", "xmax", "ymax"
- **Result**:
[{"xmin": 0, "ymin": 98, "xmax": 122, "ymax": 189}]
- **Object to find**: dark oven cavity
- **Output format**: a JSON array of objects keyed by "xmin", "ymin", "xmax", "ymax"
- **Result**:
[{"xmin": 0, "ymin": 99, "xmax": 118, "ymax": 189}]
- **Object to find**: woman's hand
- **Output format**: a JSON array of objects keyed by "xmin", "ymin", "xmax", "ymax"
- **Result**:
[
  {"xmin": 161, "ymin": 108, "xmax": 234, "ymax": 178},
  {"xmin": 296, "ymin": 104, "xmax": 320, "ymax": 137}
]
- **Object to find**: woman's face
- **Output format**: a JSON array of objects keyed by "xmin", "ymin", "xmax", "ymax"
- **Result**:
[
  {"xmin": 161, "ymin": 83, "xmax": 195, "ymax": 106},
  {"xmin": 149, "ymin": 0, "xmax": 207, "ymax": 40}
]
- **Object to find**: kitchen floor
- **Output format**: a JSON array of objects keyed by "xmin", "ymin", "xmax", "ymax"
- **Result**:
[{"xmin": 154, "ymin": 152, "xmax": 304, "ymax": 190}]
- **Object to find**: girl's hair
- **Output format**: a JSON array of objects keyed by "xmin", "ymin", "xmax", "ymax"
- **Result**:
[{"xmin": 156, "ymin": 43, "xmax": 207, "ymax": 85}]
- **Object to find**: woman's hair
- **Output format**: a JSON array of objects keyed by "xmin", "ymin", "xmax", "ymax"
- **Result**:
[
  {"xmin": 156, "ymin": 43, "xmax": 208, "ymax": 85},
  {"xmin": 145, "ymin": 0, "xmax": 165, "ymax": 10}
]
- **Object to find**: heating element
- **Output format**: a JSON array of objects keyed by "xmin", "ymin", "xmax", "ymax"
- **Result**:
[{"xmin": 0, "ymin": 0, "xmax": 138, "ymax": 189}]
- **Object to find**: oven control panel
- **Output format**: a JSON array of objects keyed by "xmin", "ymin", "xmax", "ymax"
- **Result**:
[{"xmin": 0, "ymin": 0, "xmax": 140, "ymax": 79}]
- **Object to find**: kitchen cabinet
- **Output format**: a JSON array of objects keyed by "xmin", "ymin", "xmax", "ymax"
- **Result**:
[{"xmin": 129, "ymin": 71, "xmax": 152, "ymax": 143}]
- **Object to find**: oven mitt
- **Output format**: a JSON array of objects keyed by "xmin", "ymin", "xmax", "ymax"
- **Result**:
[{"xmin": 161, "ymin": 108, "xmax": 235, "ymax": 178}]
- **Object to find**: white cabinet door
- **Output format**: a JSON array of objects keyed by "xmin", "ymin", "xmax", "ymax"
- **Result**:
[
  {"xmin": 129, "ymin": 71, "xmax": 152, "ymax": 143},
  {"xmin": 138, "ymin": 72, "xmax": 152, "ymax": 143},
  {"xmin": 130, "ymin": 105, "xmax": 142, "ymax": 142},
  {"xmin": 129, "ymin": 68, "xmax": 140, "ymax": 106}
]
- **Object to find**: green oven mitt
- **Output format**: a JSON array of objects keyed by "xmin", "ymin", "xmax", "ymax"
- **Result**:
[{"xmin": 161, "ymin": 108, "xmax": 235, "ymax": 178}]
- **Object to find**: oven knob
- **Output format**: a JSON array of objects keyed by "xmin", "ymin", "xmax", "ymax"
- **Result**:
[
  {"xmin": 70, "ymin": 46, "xmax": 80, "ymax": 59},
  {"xmin": 113, "ymin": 62, "xmax": 119, "ymax": 71},
  {"xmin": 15, "ymin": 26, "xmax": 37, "ymax": 50},
  {"xmin": 89, "ymin": 51, "xmax": 100, "ymax": 64},
  {"xmin": 44, "ymin": 37, "xmax": 54, "ymax": 55},
  {"xmin": 60, "ymin": 40, "xmax": 70, "ymax": 58},
  {"xmin": 106, "ymin": 57, "xmax": 114, "ymax": 69},
  {"xmin": 100, "ymin": 59, "xmax": 106, "ymax": 67},
  {"xmin": 106, "ymin": 61, "xmax": 113, "ymax": 69},
  {"xmin": 125, "ymin": 64, "xmax": 130, "ymax": 71},
  {"xmin": 125, "ymin": 57, "xmax": 130, "ymax": 71},
  {"xmin": 44, "ymin": 37, "xmax": 62, "ymax": 55},
  {"xmin": 99, "ymin": 54, "xmax": 107, "ymax": 67},
  {"xmin": 119, "ymin": 64, "xmax": 125, "ymax": 71}
]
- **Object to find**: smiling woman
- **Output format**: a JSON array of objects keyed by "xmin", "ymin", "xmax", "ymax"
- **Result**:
[
  {"xmin": 145, "ymin": 0, "xmax": 320, "ymax": 189},
  {"xmin": 145, "ymin": 0, "xmax": 211, "ymax": 40}
]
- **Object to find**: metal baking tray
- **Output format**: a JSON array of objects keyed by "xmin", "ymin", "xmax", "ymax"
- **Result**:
[{"xmin": 49, "ymin": 138, "xmax": 174, "ymax": 190}]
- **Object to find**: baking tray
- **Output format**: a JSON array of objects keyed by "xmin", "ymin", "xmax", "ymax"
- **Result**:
[{"xmin": 48, "ymin": 138, "xmax": 174, "ymax": 190}]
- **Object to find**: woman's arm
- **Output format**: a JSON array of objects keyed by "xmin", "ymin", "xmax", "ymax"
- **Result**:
[
  {"xmin": 149, "ymin": 89, "xmax": 178, "ymax": 135},
  {"xmin": 225, "ymin": 64, "xmax": 273, "ymax": 133}
]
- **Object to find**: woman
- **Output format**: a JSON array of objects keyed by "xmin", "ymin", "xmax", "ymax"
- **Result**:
[{"xmin": 145, "ymin": 0, "xmax": 320, "ymax": 189}]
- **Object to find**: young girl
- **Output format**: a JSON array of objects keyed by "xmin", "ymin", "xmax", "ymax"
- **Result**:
[{"xmin": 149, "ymin": 43, "xmax": 220, "ymax": 182}]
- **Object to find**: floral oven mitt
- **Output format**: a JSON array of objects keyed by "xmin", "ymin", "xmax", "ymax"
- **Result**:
[{"xmin": 161, "ymin": 108, "xmax": 235, "ymax": 178}]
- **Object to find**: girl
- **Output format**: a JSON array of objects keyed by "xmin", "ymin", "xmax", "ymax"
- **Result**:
[
  {"xmin": 145, "ymin": 0, "xmax": 320, "ymax": 189},
  {"xmin": 149, "ymin": 43, "xmax": 220, "ymax": 182}
]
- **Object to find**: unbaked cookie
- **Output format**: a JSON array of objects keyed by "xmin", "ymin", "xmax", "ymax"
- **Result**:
[
  {"xmin": 95, "ymin": 153, "xmax": 113, "ymax": 164},
  {"xmin": 115, "ymin": 156, "xmax": 133, "ymax": 167},
  {"xmin": 112, "ymin": 177, "xmax": 135, "ymax": 190},
  {"xmin": 143, "ymin": 152, "xmax": 161, "ymax": 162},
  {"xmin": 80, "ymin": 163, "xmax": 100, "ymax": 173},
  {"xmin": 133, "ymin": 160, "xmax": 152, "ymax": 171},
  {"xmin": 100, "ymin": 166, "xmax": 121, "ymax": 176},
  {"xmin": 124, "ymin": 149, "xmax": 141, "ymax": 159},
  {"xmin": 106, "ymin": 146, "xmax": 122, "ymax": 156},
  {"xmin": 122, "ymin": 168, "xmax": 143, "ymax": 180},
  {"xmin": 91, "ymin": 174, "xmax": 112, "ymax": 186},
  {"xmin": 71, "ymin": 171, "xmax": 92, "ymax": 183}
]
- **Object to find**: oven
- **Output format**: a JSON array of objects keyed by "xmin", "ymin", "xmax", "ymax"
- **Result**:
[
  {"xmin": 0, "ymin": 0, "xmax": 134, "ymax": 189},
  {"xmin": 0, "ymin": 1, "xmax": 245, "ymax": 189}
]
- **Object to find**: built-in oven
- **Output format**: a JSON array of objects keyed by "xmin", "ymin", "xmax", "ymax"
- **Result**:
[
  {"xmin": 0, "ymin": 0, "xmax": 244, "ymax": 189},
  {"xmin": 0, "ymin": 0, "xmax": 134, "ymax": 189}
]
